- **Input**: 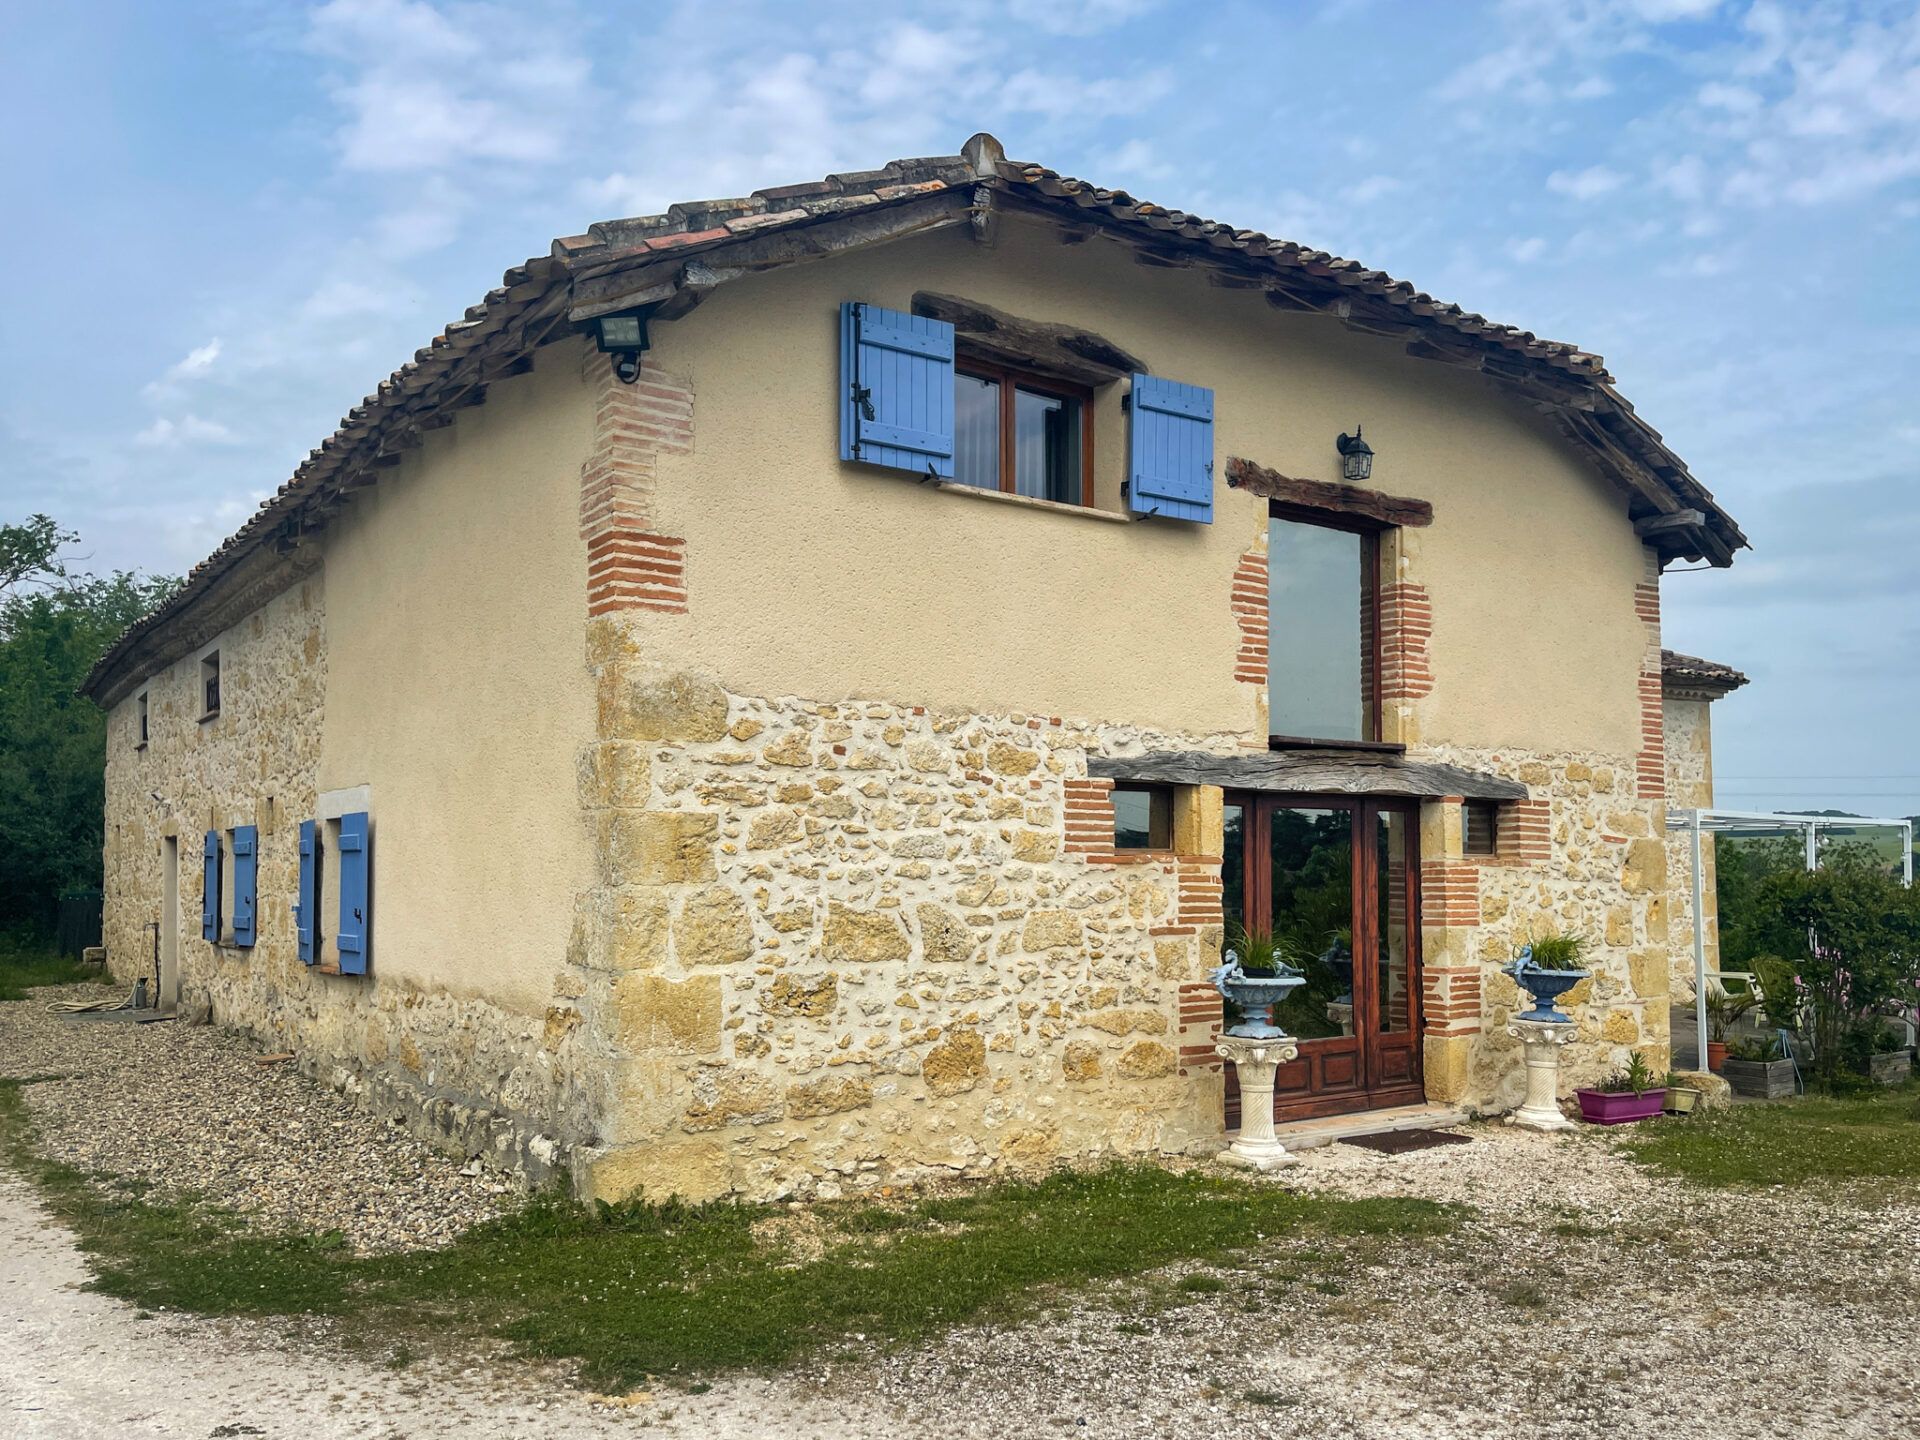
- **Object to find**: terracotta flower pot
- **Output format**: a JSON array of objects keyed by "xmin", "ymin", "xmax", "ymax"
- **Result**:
[
  {"xmin": 1575, "ymin": 1088, "xmax": 1666, "ymax": 1125},
  {"xmin": 1705, "ymin": 1041, "xmax": 1728, "ymax": 1072}
]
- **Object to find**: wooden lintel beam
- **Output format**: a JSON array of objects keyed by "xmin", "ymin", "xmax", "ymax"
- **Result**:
[
  {"xmin": 912, "ymin": 291, "xmax": 1148, "ymax": 385},
  {"xmin": 1225, "ymin": 456, "xmax": 1434, "ymax": 528}
]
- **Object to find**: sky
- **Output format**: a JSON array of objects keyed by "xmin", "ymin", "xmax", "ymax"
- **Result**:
[{"xmin": 3, "ymin": 0, "xmax": 1918, "ymax": 816}]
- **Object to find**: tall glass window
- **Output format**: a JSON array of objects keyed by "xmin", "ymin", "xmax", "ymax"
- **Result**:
[{"xmin": 1267, "ymin": 516, "xmax": 1377, "ymax": 742}]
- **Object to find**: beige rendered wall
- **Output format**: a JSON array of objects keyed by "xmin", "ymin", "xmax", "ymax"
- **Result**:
[
  {"xmin": 99, "ymin": 347, "xmax": 602, "ymax": 1181},
  {"xmin": 318, "ymin": 347, "xmax": 598, "ymax": 1019},
  {"xmin": 642, "ymin": 220, "xmax": 1649, "ymax": 754}
]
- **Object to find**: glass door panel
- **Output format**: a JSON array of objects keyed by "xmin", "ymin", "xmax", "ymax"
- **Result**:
[
  {"xmin": 1266, "ymin": 806, "xmax": 1355, "ymax": 1040},
  {"xmin": 1376, "ymin": 809, "xmax": 1412, "ymax": 1035}
]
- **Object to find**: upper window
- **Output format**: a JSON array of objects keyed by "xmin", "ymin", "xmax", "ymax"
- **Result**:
[
  {"xmin": 200, "ymin": 651, "xmax": 221, "ymax": 719},
  {"xmin": 953, "ymin": 361, "xmax": 1090, "ymax": 506},
  {"xmin": 136, "ymin": 692, "xmax": 148, "ymax": 748},
  {"xmin": 1267, "ymin": 512, "xmax": 1379, "ymax": 744}
]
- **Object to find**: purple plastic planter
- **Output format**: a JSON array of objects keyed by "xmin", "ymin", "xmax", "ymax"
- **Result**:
[{"xmin": 1575, "ymin": 1088, "xmax": 1667, "ymax": 1125}]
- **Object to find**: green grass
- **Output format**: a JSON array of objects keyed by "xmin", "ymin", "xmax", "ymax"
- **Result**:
[
  {"xmin": 0, "ymin": 1080, "xmax": 1453, "ymax": 1391},
  {"xmin": 1619, "ymin": 1085, "xmax": 1920, "ymax": 1188},
  {"xmin": 0, "ymin": 938, "xmax": 96, "ymax": 1002}
]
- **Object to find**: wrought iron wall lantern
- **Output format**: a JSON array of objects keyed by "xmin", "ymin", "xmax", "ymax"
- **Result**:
[
  {"xmin": 595, "ymin": 311, "xmax": 651, "ymax": 384},
  {"xmin": 1336, "ymin": 426, "xmax": 1374, "ymax": 483}
]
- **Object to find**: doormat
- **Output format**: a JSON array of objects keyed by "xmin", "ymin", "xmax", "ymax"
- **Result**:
[{"xmin": 1338, "ymin": 1128, "xmax": 1471, "ymax": 1156}]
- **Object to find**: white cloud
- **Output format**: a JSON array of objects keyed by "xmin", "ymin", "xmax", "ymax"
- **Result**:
[
  {"xmin": 305, "ymin": 0, "xmax": 592, "ymax": 175},
  {"xmin": 142, "ymin": 338, "xmax": 223, "ymax": 399},
  {"xmin": 1698, "ymin": 80, "xmax": 1760, "ymax": 113},
  {"xmin": 1653, "ymin": 154, "xmax": 1707, "ymax": 202},
  {"xmin": 1547, "ymin": 165, "xmax": 1626, "ymax": 200},
  {"xmin": 1508, "ymin": 236, "xmax": 1549, "ymax": 263},
  {"xmin": 135, "ymin": 415, "xmax": 238, "ymax": 448}
]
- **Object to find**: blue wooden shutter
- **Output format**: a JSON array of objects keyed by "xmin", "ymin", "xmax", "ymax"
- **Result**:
[
  {"xmin": 231, "ymin": 825, "xmax": 258, "ymax": 948},
  {"xmin": 839, "ymin": 302, "xmax": 955, "ymax": 478},
  {"xmin": 296, "ymin": 820, "xmax": 317, "ymax": 964},
  {"xmin": 336, "ymin": 811, "xmax": 370, "ymax": 976},
  {"xmin": 1128, "ymin": 374, "xmax": 1215, "ymax": 523},
  {"xmin": 201, "ymin": 830, "xmax": 220, "ymax": 941}
]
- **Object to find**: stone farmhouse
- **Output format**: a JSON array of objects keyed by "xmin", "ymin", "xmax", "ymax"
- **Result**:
[{"xmin": 85, "ymin": 134, "xmax": 1750, "ymax": 1201}]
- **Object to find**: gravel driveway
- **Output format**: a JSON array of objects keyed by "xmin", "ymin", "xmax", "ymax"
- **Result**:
[{"xmin": 6, "ymin": 984, "xmax": 1919, "ymax": 1438}]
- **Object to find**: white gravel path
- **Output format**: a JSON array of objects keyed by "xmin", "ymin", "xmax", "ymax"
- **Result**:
[{"xmin": 6, "ymin": 984, "xmax": 1920, "ymax": 1437}]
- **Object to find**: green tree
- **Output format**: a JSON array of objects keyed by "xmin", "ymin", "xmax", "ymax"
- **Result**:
[
  {"xmin": 1751, "ymin": 853, "xmax": 1920, "ymax": 1084},
  {"xmin": 0, "ymin": 516, "xmax": 177, "ymax": 934}
]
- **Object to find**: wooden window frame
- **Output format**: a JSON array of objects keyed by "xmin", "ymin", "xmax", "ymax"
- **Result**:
[
  {"xmin": 1463, "ymin": 800, "xmax": 1498, "ymax": 857},
  {"xmin": 956, "ymin": 356, "xmax": 1095, "ymax": 508},
  {"xmin": 1110, "ymin": 782, "xmax": 1175, "ymax": 853},
  {"xmin": 1266, "ymin": 502, "xmax": 1388, "ymax": 752}
]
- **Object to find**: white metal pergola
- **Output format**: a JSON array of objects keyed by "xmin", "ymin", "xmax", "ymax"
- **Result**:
[{"xmin": 1667, "ymin": 807, "xmax": 1915, "ymax": 1066}]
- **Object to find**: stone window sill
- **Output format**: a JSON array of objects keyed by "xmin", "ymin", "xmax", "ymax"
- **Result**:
[
  {"xmin": 198, "ymin": 710, "xmax": 221, "ymax": 725},
  {"xmin": 932, "ymin": 482, "xmax": 1133, "ymax": 524}
]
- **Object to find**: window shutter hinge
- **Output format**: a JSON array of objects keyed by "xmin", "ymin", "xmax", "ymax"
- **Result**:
[{"xmin": 850, "ymin": 382, "xmax": 875, "ymax": 421}]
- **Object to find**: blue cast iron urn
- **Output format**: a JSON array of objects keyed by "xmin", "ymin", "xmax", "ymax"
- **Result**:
[
  {"xmin": 1211, "ymin": 949, "xmax": 1307, "ymax": 1040},
  {"xmin": 1501, "ymin": 945, "xmax": 1591, "ymax": 1024}
]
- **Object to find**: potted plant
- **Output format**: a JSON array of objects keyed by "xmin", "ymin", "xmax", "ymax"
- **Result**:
[
  {"xmin": 1701, "ymin": 986, "xmax": 1760, "ymax": 1072},
  {"xmin": 1212, "ymin": 924, "xmax": 1306, "ymax": 1039},
  {"xmin": 1720, "ymin": 1033, "xmax": 1795, "ymax": 1099},
  {"xmin": 1576, "ymin": 1050, "xmax": 1667, "ymax": 1124},
  {"xmin": 1504, "ymin": 933, "xmax": 1592, "ymax": 1023},
  {"xmin": 1841, "ymin": 1020, "xmax": 1915, "ymax": 1088},
  {"xmin": 1661, "ymin": 1070, "xmax": 1702, "ymax": 1115}
]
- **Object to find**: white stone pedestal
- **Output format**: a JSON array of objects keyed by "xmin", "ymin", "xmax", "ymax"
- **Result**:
[
  {"xmin": 1215, "ymin": 1034, "xmax": 1302, "ymax": 1170},
  {"xmin": 1504, "ymin": 1018, "xmax": 1579, "ymax": 1132}
]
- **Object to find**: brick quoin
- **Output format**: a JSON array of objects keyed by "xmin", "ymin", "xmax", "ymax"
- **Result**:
[
  {"xmin": 580, "ymin": 349, "xmax": 692, "ymax": 616},
  {"xmin": 1378, "ymin": 580, "xmax": 1434, "ymax": 702},
  {"xmin": 1634, "ymin": 556, "xmax": 1663, "ymax": 801},
  {"xmin": 1230, "ymin": 549, "xmax": 1267, "ymax": 686}
]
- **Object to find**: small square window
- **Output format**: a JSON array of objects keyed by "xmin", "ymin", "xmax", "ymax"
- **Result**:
[
  {"xmin": 1112, "ymin": 785, "xmax": 1172, "ymax": 851},
  {"xmin": 200, "ymin": 652, "xmax": 221, "ymax": 718},
  {"xmin": 1463, "ymin": 801, "xmax": 1498, "ymax": 856}
]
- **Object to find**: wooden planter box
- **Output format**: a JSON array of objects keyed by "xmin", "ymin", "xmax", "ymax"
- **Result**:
[
  {"xmin": 1721, "ymin": 1057, "xmax": 1795, "ymax": 1099},
  {"xmin": 1855, "ymin": 1048, "xmax": 1914, "ymax": 1087}
]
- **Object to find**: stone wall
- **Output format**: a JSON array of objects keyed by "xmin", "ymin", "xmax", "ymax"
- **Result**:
[
  {"xmin": 569, "ymin": 640, "xmax": 1244, "ymax": 1202},
  {"xmin": 102, "ymin": 573, "xmax": 593, "ymax": 1184},
  {"xmin": 1663, "ymin": 693, "xmax": 1721, "ymax": 995}
]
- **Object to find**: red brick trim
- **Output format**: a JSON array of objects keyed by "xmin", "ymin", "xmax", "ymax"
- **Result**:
[
  {"xmin": 1499, "ymin": 797, "xmax": 1551, "ymax": 864},
  {"xmin": 1177, "ymin": 981, "xmax": 1225, "ymax": 1075},
  {"xmin": 580, "ymin": 351, "xmax": 693, "ymax": 617},
  {"xmin": 1420, "ymin": 857, "xmax": 1480, "ymax": 928},
  {"xmin": 1378, "ymin": 580, "xmax": 1433, "ymax": 702},
  {"xmin": 1230, "ymin": 548, "xmax": 1267, "ymax": 686},
  {"xmin": 1634, "ymin": 560, "xmax": 1663, "ymax": 800},
  {"xmin": 1176, "ymin": 855, "xmax": 1223, "ymax": 927},
  {"xmin": 1422, "ymin": 965, "xmax": 1482, "ymax": 1035},
  {"xmin": 1063, "ymin": 777, "xmax": 1114, "ymax": 856}
]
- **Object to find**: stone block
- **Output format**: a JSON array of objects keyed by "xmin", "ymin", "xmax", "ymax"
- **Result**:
[
  {"xmin": 918, "ymin": 903, "xmax": 977, "ymax": 964},
  {"xmin": 747, "ymin": 807, "xmax": 801, "ymax": 848},
  {"xmin": 1022, "ymin": 910, "xmax": 1083, "ymax": 952},
  {"xmin": 1622, "ymin": 838, "xmax": 1667, "ymax": 895},
  {"xmin": 1085, "ymin": 1009, "xmax": 1170, "ymax": 1036},
  {"xmin": 985, "ymin": 740, "xmax": 1039, "ymax": 776},
  {"xmin": 583, "ymin": 1139, "xmax": 733, "ymax": 1204},
  {"xmin": 614, "ymin": 973, "xmax": 722, "ymax": 1055},
  {"xmin": 1627, "ymin": 949, "xmax": 1669, "ymax": 999},
  {"xmin": 1115, "ymin": 1040, "xmax": 1176, "ymax": 1079},
  {"xmin": 674, "ymin": 886, "xmax": 754, "ymax": 966},
  {"xmin": 923, "ymin": 1031, "xmax": 987, "ymax": 1096},
  {"xmin": 578, "ymin": 741, "xmax": 652, "ymax": 809},
  {"xmin": 764, "ymin": 972, "xmax": 837, "ymax": 1018},
  {"xmin": 1011, "ymin": 829, "xmax": 1059, "ymax": 863},
  {"xmin": 1423, "ymin": 1033, "xmax": 1472, "ymax": 1103},
  {"xmin": 787, "ymin": 1075, "xmax": 873, "ymax": 1118},
  {"xmin": 603, "ymin": 812, "xmax": 717, "ymax": 885},
  {"xmin": 823, "ymin": 903, "xmax": 911, "ymax": 963},
  {"xmin": 682, "ymin": 1070, "xmax": 783, "ymax": 1131},
  {"xmin": 606, "ymin": 669, "xmax": 729, "ymax": 744},
  {"xmin": 1062, "ymin": 1040, "xmax": 1103, "ymax": 1081}
]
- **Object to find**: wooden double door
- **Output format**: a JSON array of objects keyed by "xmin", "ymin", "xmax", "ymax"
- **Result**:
[{"xmin": 1222, "ymin": 795, "xmax": 1424, "ymax": 1123}]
